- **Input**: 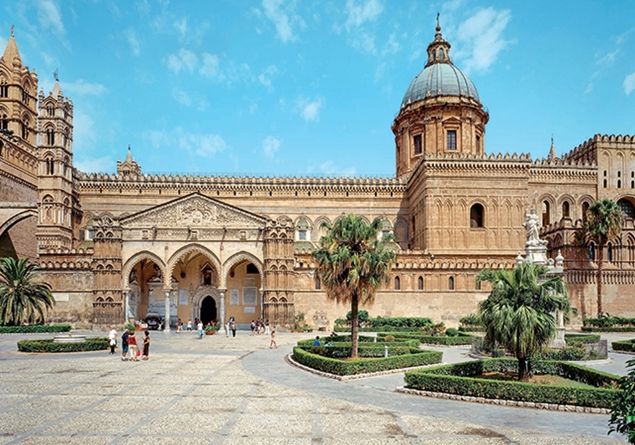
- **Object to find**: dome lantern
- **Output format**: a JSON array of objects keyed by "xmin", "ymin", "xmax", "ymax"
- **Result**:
[{"xmin": 426, "ymin": 13, "xmax": 451, "ymax": 67}]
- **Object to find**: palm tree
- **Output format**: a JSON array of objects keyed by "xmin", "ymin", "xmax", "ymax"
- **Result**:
[
  {"xmin": 0, "ymin": 257, "xmax": 55, "ymax": 326},
  {"xmin": 313, "ymin": 215, "xmax": 395, "ymax": 358},
  {"xmin": 577, "ymin": 199, "xmax": 623, "ymax": 316},
  {"xmin": 477, "ymin": 262, "xmax": 569, "ymax": 381}
]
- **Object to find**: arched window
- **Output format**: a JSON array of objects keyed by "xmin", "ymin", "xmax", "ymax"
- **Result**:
[
  {"xmin": 0, "ymin": 79, "xmax": 7, "ymax": 97},
  {"xmin": 21, "ymin": 118, "xmax": 28, "ymax": 140},
  {"xmin": 475, "ymin": 280, "xmax": 481, "ymax": 290},
  {"xmin": 618, "ymin": 198, "xmax": 635, "ymax": 219},
  {"xmin": 46, "ymin": 128, "xmax": 55, "ymax": 145},
  {"xmin": 448, "ymin": 276, "xmax": 455, "ymax": 290},
  {"xmin": 315, "ymin": 275, "xmax": 321, "ymax": 290},
  {"xmin": 470, "ymin": 203, "xmax": 484, "ymax": 228},
  {"xmin": 201, "ymin": 264, "xmax": 214, "ymax": 286},
  {"xmin": 542, "ymin": 200, "xmax": 551, "ymax": 226},
  {"xmin": 582, "ymin": 202, "xmax": 590, "ymax": 222},
  {"xmin": 45, "ymin": 157, "xmax": 55, "ymax": 175},
  {"xmin": 562, "ymin": 201, "xmax": 570, "ymax": 219},
  {"xmin": 0, "ymin": 140, "xmax": 3, "ymax": 157},
  {"xmin": 608, "ymin": 243, "xmax": 614, "ymax": 263},
  {"xmin": 47, "ymin": 106, "xmax": 54, "ymax": 117},
  {"xmin": 394, "ymin": 276, "xmax": 400, "ymax": 290},
  {"xmin": 0, "ymin": 112, "xmax": 7, "ymax": 130},
  {"xmin": 588, "ymin": 243, "xmax": 595, "ymax": 261},
  {"xmin": 417, "ymin": 276, "xmax": 424, "ymax": 290}
]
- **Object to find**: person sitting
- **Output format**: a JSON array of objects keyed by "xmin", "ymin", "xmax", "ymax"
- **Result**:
[{"xmin": 312, "ymin": 336, "xmax": 321, "ymax": 347}]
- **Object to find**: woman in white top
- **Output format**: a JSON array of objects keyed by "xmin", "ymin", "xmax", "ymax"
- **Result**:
[{"xmin": 108, "ymin": 326, "xmax": 117, "ymax": 354}]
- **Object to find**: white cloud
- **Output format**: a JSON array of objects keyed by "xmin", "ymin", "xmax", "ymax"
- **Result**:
[
  {"xmin": 199, "ymin": 52, "xmax": 221, "ymax": 79},
  {"xmin": 174, "ymin": 17, "xmax": 188, "ymax": 40},
  {"xmin": 262, "ymin": 136, "xmax": 281, "ymax": 158},
  {"xmin": 73, "ymin": 112, "xmax": 96, "ymax": 150},
  {"xmin": 297, "ymin": 97, "xmax": 323, "ymax": 122},
  {"xmin": 62, "ymin": 80, "xmax": 107, "ymax": 96},
  {"xmin": 178, "ymin": 132, "xmax": 227, "ymax": 157},
  {"xmin": 350, "ymin": 32, "xmax": 376, "ymax": 55},
  {"xmin": 125, "ymin": 29, "xmax": 140, "ymax": 56},
  {"xmin": 261, "ymin": 0, "xmax": 305, "ymax": 43},
  {"xmin": 36, "ymin": 0, "xmax": 65, "ymax": 36},
  {"xmin": 74, "ymin": 156, "xmax": 114, "ymax": 173},
  {"xmin": 382, "ymin": 32, "xmax": 399, "ymax": 55},
  {"xmin": 344, "ymin": 0, "xmax": 383, "ymax": 30},
  {"xmin": 624, "ymin": 71, "xmax": 635, "ymax": 95},
  {"xmin": 454, "ymin": 8, "xmax": 512, "ymax": 73},
  {"xmin": 258, "ymin": 65, "xmax": 279, "ymax": 89},
  {"xmin": 165, "ymin": 48, "xmax": 198, "ymax": 73},
  {"xmin": 171, "ymin": 88, "xmax": 208, "ymax": 110},
  {"xmin": 312, "ymin": 160, "xmax": 356, "ymax": 177}
]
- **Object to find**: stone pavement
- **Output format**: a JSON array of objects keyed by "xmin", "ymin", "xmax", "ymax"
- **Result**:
[{"xmin": 0, "ymin": 330, "xmax": 629, "ymax": 444}]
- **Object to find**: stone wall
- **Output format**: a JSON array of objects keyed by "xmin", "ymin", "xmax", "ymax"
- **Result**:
[{"xmin": 38, "ymin": 270, "xmax": 95, "ymax": 328}]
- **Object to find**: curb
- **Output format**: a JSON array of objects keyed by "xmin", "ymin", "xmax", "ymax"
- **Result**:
[
  {"xmin": 285, "ymin": 353, "xmax": 439, "ymax": 381},
  {"xmin": 395, "ymin": 387, "xmax": 611, "ymax": 415}
]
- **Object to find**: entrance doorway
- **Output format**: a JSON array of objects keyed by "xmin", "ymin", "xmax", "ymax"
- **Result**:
[{"xmin": 200, "ymin": 296, "xmax": 217, "ymax": 325}]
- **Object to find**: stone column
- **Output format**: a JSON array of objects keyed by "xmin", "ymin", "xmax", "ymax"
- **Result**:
[
  {"xmin": 218, "ymin": 289, "xmax": 226, "ymax": 335},
  {"xmin": 164, "ymin": 290, "xmax": 171, "ymax": 332},
  {"xmin": 123, "ymin": 290, "xmax": 129, "ymax": 323}
]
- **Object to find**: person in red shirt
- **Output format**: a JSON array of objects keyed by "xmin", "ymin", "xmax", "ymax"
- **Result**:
[{"xmin": 128, "ymin": 330, "xmax": 139, "ymax": 361}]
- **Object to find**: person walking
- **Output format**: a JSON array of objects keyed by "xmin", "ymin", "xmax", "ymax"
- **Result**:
[
  {"xmin": 121, "ymin": 329, "xmax": 130, "ymax": 361},
  {"xmin": 230, "ymin": 320, "xmax": 237, "ymax": 338},
  {"xmin": 269, "ymin": 325, "xmax": 277, "ymax": 349},
  {"xmin": 128, "ymin": 330, "xmax": 139, "ymax": 361},
  {"xmin": 264, "ymin": 319, "xmax": 270, "ymax": 335},
  {"xmin": 142, "ymin": 330, "xmax": 150, "ymax": 360},
  {"xmin": 250, "ymin": 320, "xmax": 255, "ymax": 336},
  {"xmin": 197, "ymin": 320, "xmax": 204, "ymax": 339},
  {"xmin": 108, "ymin": 326, "xmax": 117, "ymax": 354}
]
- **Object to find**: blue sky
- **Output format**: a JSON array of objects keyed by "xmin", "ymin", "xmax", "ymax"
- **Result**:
[{"xmin": 2, "ymin": 0, "xmax": 634, "ymax": 177}]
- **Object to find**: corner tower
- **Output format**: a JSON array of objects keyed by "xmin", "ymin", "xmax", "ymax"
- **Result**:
[
  {"xmin": 392, "ymin": 16, "xmax": 489, "ymax": 177},
  {"xmin": 36, "ymin": 77, "xmax": 76, "ymax": 249}
]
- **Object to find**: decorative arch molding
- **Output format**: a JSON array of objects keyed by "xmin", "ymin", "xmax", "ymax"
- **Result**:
[
  {"xmin": 222, "ymin": 251, "xmax": 264, "ymax": 288},
  {"xmin": 189, "ymin": 285, "xmax": 221, "ymax": 322},
  {"xmin": 122, "ymin": 251, "xmax": 167, "ymax": 290},
  {"xmin": 166, "ymin": 243, "xmax": 222, "ymax": 287},
  {"xmin": 0, "ymin": 208, "xmax": 37, "ymax": 237},
  {"xmin": 577, "ymin": 194, "xmax": 595, "ymax": 206}
]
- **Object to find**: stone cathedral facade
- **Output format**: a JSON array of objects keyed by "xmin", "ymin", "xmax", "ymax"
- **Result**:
[{"xmin": 1, "ymin": 23, "xmax": 634, "ymax": 329}]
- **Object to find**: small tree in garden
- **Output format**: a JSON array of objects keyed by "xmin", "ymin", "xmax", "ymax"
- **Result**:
[
  {"xmin": 609, "ymin": 357, "xmax": 635, "ymax": 444},
  {"xmin": 477, "ymin": 262, "xmax": 569, "ymax": 381},
  {"xmin": 577, "ymin": 198, "xmax": 622, "ymax": 316},
  {"xmin": 0, "ymin": 257, "xmax": 55, "ymax": 326},
  {"xmin": 313, "ymin": 215, "xmax": 395, "ymax": 358}
]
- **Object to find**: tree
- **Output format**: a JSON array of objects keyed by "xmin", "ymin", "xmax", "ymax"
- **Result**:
[
  {"xmin": 577, "ymin": 199, "xmax": 623, "ymax": 316},
  {"xmin": 0, "ymin": 257, "xmax": 55, "ymax": 326},
  {"xmin": 313, "ymin": 215, "xmax": 395, "ymax": 358},
  {"xmin": 609, "ymin": 357, "xmax": 635, "ymax": 444},
  {"xmin": 477, "ymin": 262, "xmax": 569, "ymax": 381}
]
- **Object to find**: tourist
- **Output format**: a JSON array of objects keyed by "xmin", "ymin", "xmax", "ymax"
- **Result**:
[
  {"xmin": 312, "ymin": 336, "xmax": 321, "ymax": 347},
  {"xmin": 250, "ymin": 320, "xmax": 255, "ymax": 335},
  {"xmin": 176, "ymin": 318, "xmax": 182, "ymax": 333},
  {"xmin": 264, "ymin": 319, "xmax": 270, "ymax": 335},
  {"xmin": 108, "ymin": 326, "xmax": 117, "ymax": 354},
  {"xmin": 269, "ymin": 325, "xmax": 277, "ymax": 349},
  {"xmin": 142, "ymin": 330, "xmax": 150, "ymax": 360},
  {"xmin": 128, "ymin": 330, "xmax": 139, "ymax": 361},
  {"xmin": 121, "ymin": 329, "xmax": 129, "ymax": 361},
  {"xmin": 230, "ymin": 319, "xmax": 237, "ymax": 337},
  {"xmin": 225, "ymin": 320, "xmax": 230, "ymax": 337},
  {"xmin": 197, "ymin": 320, "xmax": 204, "ymax": 339},
  {"xmin": 187, "ymin": 320, "xmax": 192, "ymax": 331}
]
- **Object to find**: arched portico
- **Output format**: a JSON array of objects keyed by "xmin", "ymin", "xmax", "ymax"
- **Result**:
[{"xmin": 223, "ymin": 252, "xmax": 264, "ymax": 325}]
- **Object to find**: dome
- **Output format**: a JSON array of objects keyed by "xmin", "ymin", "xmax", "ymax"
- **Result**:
[{"xmin": 401, "ymin": 62, "xmax": 480, "ymax": 108}]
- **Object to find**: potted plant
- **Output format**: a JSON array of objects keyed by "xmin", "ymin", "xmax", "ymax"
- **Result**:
[{"xmin": 205, "ymin": 324, "xmax": 218, "ymax": 335}]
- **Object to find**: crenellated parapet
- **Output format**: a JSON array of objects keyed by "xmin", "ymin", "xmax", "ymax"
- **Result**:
[{"xmin": 562, "ymin": 134, "xmax": 635, "ymax": 163}]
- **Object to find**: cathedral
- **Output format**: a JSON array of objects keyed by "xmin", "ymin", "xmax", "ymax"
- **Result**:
[{"xmin": 1, "ymin": 22, "xmax": 634, "ymax": 329}]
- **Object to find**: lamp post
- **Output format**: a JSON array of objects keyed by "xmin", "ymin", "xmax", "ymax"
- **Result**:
[{"xmin": 164, "ymin": 289, "xmax": 171, "ymax": 332}]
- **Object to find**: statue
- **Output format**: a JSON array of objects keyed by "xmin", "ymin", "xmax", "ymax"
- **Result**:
[{"xmin": 525, "ymin": 209, "xmax": 547, "ymax": 247}]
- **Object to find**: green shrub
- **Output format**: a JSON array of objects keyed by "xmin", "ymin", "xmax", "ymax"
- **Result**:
[
  {"xmin": 17, "ymin": 337, "xmax": 109, "ymax": 353},
  {"xmin": 0, "ymin": 324, "xmax": 71, "ymax": 334},
  {"xmin": 459, "ymin": 314, "xmax": 482, "ymax": 326},
  {"xmin": 384, "ymin": 335, "xmax": 395, "ymax": 342},
  {"xmin": 608, "ymin": 357, "xmax": 635, "ymax": 443},
  {"xmin": 346, "ymin": 310, "xmax": 369, "ymax": 323},
  {"xmin": 404, "ymin": 358, "xmax": 621, "ymax": 409},
  {"xmin": 583, "ymin": 315, "xmax": 635, "ymax": 329},
  {"xmin": 292, "ymin": 346, "xmax": 442, "ymax": 376},
  {"xmin": 377, "ymin": 332, "xmax": 473, "ymax": 346},
  {"xmin": 335, "ymin": 316, "xmax": 433, "ymax": 331},
  {"xmin": 612, "ymin": 339, "xmax": 635, "ymax": 353},
  {"xmin": 445, "ymin": 328, "xmax": 459, "ymax": 337},
  {"xmin": 564, "ymin": 333, "xmax": 601, "ymax": 345},
  {"xmin": 581, "ymin": 326, "xmax": 635, "ymax": 332},
  {"xmin": 536, "ymin": 346, "xmax": 587, "ymax": 361}
]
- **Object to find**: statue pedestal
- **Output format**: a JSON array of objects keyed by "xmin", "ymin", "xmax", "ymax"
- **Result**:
[
  {"xmin": 551, "ymin": 328, "xmax": 566, "ymax": 349},
  {"xmin": 525, "ymin": 244, "xmax": 548, "ymax": 265}
]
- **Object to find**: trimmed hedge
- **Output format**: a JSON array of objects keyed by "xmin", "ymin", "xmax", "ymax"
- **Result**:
[
  {"xmin": 404, "ymin": 358, "xmax": 620, "ymax": 409},
  {"xmin": 377, "ymin": 332, "xmax": 473, "ymax": 346},
  {"xmin": 17, "ymin": 337, "xmax": 109, "ymax": 353},
  {"xmin": 334, "ymin": 316, "xmax": 433, "ymax": 332},
  {"xmin": 0, "ymin": 324, "xmax": 72, "ymax": 334},
  {"xmin": 583, "ymin": 315, "xmax": 635, "ymax": 329},
  {"xmin": 612, "ymin": 339, "xmax": 635, "ymax": 353},
  {"xmin": 292, "ymin": 346, "xmax": 442, "ymax": 376},
  {"xmin": 582, "ymin": 326, "xmax": 635, "ymax": 332},
  {"xmin": 564, "ymin": 333, "xmax": 601, "ymax": 345}
]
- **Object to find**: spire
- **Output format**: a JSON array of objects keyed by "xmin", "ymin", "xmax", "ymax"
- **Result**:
[
  {"xmin": 2, "ymin": 25, "xmax": 22, "ymax": 66},
  {"xmin": 51, "ymin": 69, "xmax": 62, "ymax": 97},
  {"xmin": 548, "ymin": 136, "xmax": 557, "ymax": 161},
  {"xmin": 425, "ymin": 14, "xmax": 451, "ymax": 67},
  {"xmin": 126, "ymin": 144, "xmax": 133, "ymax": 162}
]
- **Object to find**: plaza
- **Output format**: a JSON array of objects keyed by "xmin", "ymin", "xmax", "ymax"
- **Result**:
[{"xmin": 0, "ymin": 330, "xmax": 630, "ymax": 444}]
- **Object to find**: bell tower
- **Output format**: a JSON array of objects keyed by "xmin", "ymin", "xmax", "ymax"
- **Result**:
[{"xmin": 36, "ymin": 75, "xmax": 75, "ymax": 249}]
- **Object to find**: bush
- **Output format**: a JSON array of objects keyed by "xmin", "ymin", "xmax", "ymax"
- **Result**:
[
  {"xmin": 334, "ymin": 316, "xmax": 433, "ymax": 332},
  {"xmin": 583, "ymin": 315, "xmax": 635, "ymax": 330},
  {"xmin": 459, "ymin": 314, "xmax": 482, "ymax": 326},
  {"xmin": 564, "ymin": 333, "xmax": 601, "ymax": 345},
  {"xmin": 0, "ymin": 324, "xmax": 71, "ymax": 334},
  {"xmin": 445, "ymin": 328, "xmax": 459, "ymax": 337},
  {"xmin": 346, "ymin": 310, "xmax": 369, "ymax": 323},
  {"xmin": 377, "ymin": 332, "xmax": 473, "ymax": 346},
  {"xmin": 17, "ymin": 337, "xmax": 109, "ymax": 353},
  {"xmin": 582, "ymin": 326, "xmax": 635, "ymax": 332},
  {"xmin": 608, "ymin": 357, "xmax": 635, "ymax": 443},
  {"xmin": 384, "ymin": 335, "xmax": 395, "ymax": 342},
  {"xmin": 612, "ymin": 339, "xmax": 635, "ymax": 353},
  {"xmin": 404, "ymin": 358, "xmax": 621, "ymax": 409},
  {"xmin": 292, "ymin": 346, "xmax": 442, "ymax": 376}
]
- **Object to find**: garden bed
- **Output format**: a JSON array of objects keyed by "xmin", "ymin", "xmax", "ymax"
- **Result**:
[
  {"xmin": 377, "ymin": 332, "xmax": 474, "ymax": 346},
  {"xmin": 0, "ymin": 324, "xmax": 72, "ymax": 334},
  {"xmin": 612, "ymin": 338, "xmax": 635, "ymax": 353},
  {"xmin": 292, "ymin": 345, "xmax": 442, "ymax": 376},
  {"xmin": 17, "ymin": 337, "xmax": 109, "ymax": 353},
  {"xmin": 404, "ymin": 358, "xmax": 620, "ymax": 409}
]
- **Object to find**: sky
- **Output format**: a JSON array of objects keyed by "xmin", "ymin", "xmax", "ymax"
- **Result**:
[{"xmin": 1, "ymin": 0, "xmax": 634, "ymax": 177}]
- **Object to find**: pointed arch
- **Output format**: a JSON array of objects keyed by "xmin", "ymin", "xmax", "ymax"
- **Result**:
[
  {"xmin": 122, "ymin": 251, "xmax": 167, "ymax": 289},
  {"xmin": 167, "ymin": 243, "xmax": 221, "ymax": 286},
  {"xmin": 222, "ymin": 251, "xmax": 264, "ymax": 288}
]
